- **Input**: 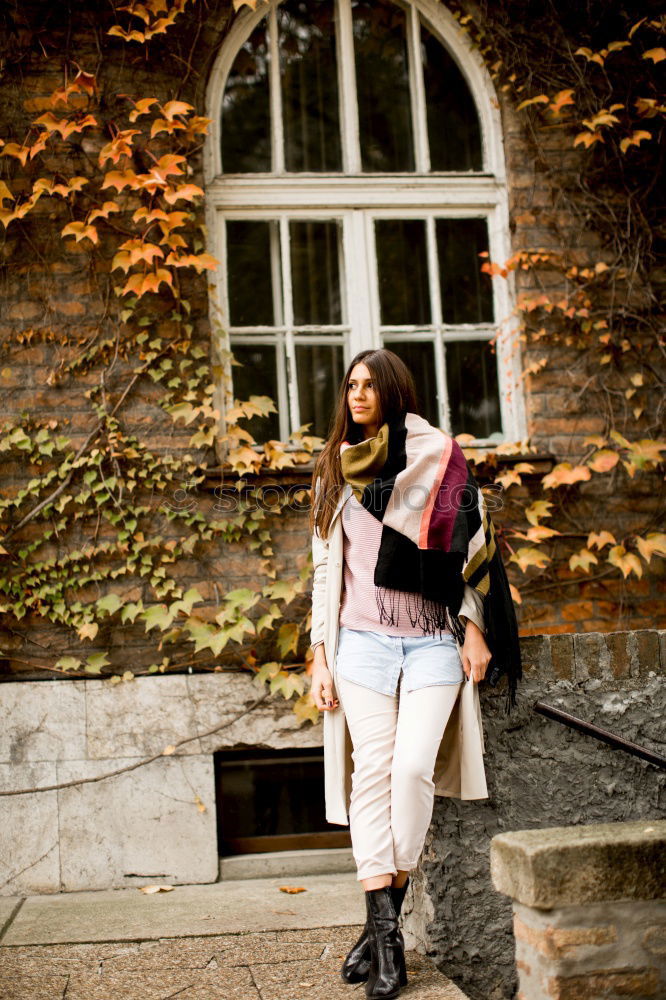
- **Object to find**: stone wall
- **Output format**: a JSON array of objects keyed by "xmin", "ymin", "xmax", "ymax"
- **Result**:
[
  {"xmin": 0, "ymin": 671, "xmax": 322, "ymax": 895},
  {"xmin": 490, "ymin": 820, "xmax": 666, "ymax": 1000},
  {"xmin": 402, "ymin": 628, "xmax": 666, "ymax": 1000}
]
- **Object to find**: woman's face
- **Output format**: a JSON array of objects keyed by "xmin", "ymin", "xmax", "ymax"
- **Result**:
[{"xmin": 347, "ymin": 362, "xmax": 380, "ymax": 439}]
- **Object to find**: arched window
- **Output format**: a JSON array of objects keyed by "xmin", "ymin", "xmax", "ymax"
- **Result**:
[{"xmin": 205, "ymin": 0, "xmax": 525, "ymax": 446}]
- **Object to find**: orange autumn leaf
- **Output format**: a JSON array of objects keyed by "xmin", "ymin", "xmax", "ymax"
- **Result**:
[
  {"xmin": 165, "ymin": 251, "xmax": 219, "ymax": 272},
  {"xmin": 163, "ymin": 183, "xmax": 205, "ymax": 204},
  {"xmin": 161, "ymin": 99, "xmax": 195, "ymax": 120},
  {"xmin": 88, "ymin": 202, "xmax": 121, "ymax": 223},
  {"xmin": 279, "ymin": 886, "xmax": 307, "ymax": 894},
  {"xmin": 587, "ymin": 531, "xmax": 616, "ymax": 550},
  {"xmin": 108, "ymin": 25, "xmax": 147, "ymax": 43},
  {"xmin": 101, "ymin": 169, "xmax": 141, "ymax": 192},
  {"xmin": 607, "ymin": 545, "xmax": 643, "ymax": 579},
  {"xmin": 1, "ymin": 143, "xmax": 31, "ymax": 166},
  {"xmin": 587, "ymin": 449, "xmax": 619, "ymax": 473},
  {"xmin": 541, "ymin": 462, "xmax": 592, "ymax": 489},
  {"xmin": 33, "ymin": 112, "xmax": 97, "ymax": 139},
  {"xmin": 127, "ymin": 97, "xmax": 159, "ymax": 121},
  {"xmin": 99, "ymin": 129, "xmax": 141, "ymax": 165},
  {"xmin": 61, "ymin": 221, "xmax": 99, "ymax": 244},
  {"xmin": 549, "ymin": 89, "xmax": 576, "ymax": 115}
]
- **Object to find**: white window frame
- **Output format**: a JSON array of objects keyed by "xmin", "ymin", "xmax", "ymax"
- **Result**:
[{"xmin": 204, "ymin": 0, "xmax": 527, "ymax": 455}]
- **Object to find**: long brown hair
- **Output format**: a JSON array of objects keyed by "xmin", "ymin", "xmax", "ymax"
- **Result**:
[{"xmin": 309, "ymin": 348, "xmax": 419, "ymax": 538}]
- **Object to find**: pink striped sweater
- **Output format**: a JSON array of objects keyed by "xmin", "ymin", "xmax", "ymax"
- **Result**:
[{"xmin": 338, "ymin": 493, "xmax": 448, "ymax": 635}]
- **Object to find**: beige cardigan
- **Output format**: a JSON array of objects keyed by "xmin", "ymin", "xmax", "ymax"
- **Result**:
[{"xmin": 311, "ymin": 482, "xmax": 489, "ymax": 826}]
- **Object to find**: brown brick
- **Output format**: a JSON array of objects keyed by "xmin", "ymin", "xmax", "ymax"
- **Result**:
[
  {"xmin": 550, "ymin": 633, "xmax": 574, "ymax": 679},
  {"xmin": 549, "ymin": 967, "xmax": 660, "ymax": 1000},
  {"xmin": 55, "ymin": 300, "xmax": 86, "ymax": 317},
  {"xmin": 550, "ymin": 924, "xmax": 617, "ymax": 953}
]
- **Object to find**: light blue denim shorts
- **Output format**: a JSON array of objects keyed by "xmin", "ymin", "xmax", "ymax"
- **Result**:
[{"xmin": 334, "ymin": 626, "xmax": 464, "ymax": 697}]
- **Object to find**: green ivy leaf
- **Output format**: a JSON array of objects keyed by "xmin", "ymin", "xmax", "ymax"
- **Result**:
[
  {"xmin": 85, "ymin": 652, "xmax": 110, "ymax": 674},
  {"xmin": 276, "ymin": 623, "xmax": 300, "ymax": 658},
  {"xmin": 142, "ymin": 604, "xmax": 175, "ymax": 632},
  {"xmin": 96, "ymin": 593, "xmax": 122, "ymax": 617},
  {"xmin": 56, "ymin": 656, "xmax": 82, "ymax": 672}
]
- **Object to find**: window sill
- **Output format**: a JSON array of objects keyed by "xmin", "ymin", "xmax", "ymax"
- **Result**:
[{"xmin": 197, "ymin": 448, "xmax": 556, "ymax": 488}]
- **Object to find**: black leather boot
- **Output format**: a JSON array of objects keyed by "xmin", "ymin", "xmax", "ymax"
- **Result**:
[
  {"xmin": 364, "ymin": 886, "xmax": 407, "ymax": 999},
  {"xmin": 340, "ymin": 877, "xmax": 410, "ymax": 985}
]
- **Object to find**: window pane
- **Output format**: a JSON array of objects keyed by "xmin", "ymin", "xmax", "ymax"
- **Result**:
[
  {"xmin": 420, "ymin": 21, "xmax": 483, "ymax": 172},
  {"xmin": 278, "ymin": 0, "xmax": 342, "ymax": 172},
  {"xmin": 446, "ymin": 340, "xmax": 501, "ymax": 438},
  {"xmin": 436, "ymin": 219, "xmax": 493, "ymax": 323},
  {"xmin": 290, "ymin": 220, "xmax": 342, "ymax": 326},
  {"xmin": 352, "ymin": 0, "xmax": 414, "ymax": 172},
  {"xmin": 296, "ymin": 343, "xmax": 344, "ymax": 439},
  {"xmin": 375, "ymin": 220, "xmax": 430, "ymax": 326},
  {"xmin": 222, "ymin": 23, "xmax": 271, "ymax": 173},
  {"xmin": 227, "ymin": 221, "xmax": 281, "ymax": 327},
  {"xmin": 231, "ymin": 344, "xmax": 281, "ymax": 442},
  {"xmin": 382, "ymin": 341, "xmax": 438, "ymax": 426}
]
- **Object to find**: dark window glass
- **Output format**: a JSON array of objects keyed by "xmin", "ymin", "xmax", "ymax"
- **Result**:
[
  {"xmin": 383, "ymin": 340, "xmax": 438, "ymax": 426},
  {"xmin": 446, "ymin": 339, "xmax": 501, "ymax": 438},
  {"xmin": 227, "ymin": 220, "xmax": 280, "ymax": 327},
  {"xmin": 436, "ymin": 219, "xmax": 493, "ymax": 323},
  {"xmin": 375, "ymin": 219, "xmax": 430, "ymax": 326},
  {"xmin": 352, "ymin": 0, "xmax": 414, "ymax": 172},
  {"xmin": 421, "ymin": 21, "xmax": 483, "ymax": 172},
  {"xmin": 231, "ymin": 343, "xmax": 281, "ymax": 442},
  {"xmin": 296, "ymin": 343, "xmax": 344, "ymax": 439},
  {"xmin": 278, "ymin": 0, "xmax": 342, "ymax": 172},
  {"xmin": 216, "ymin": 748, "xmax": 329, "ymax": 852},
  {"xmin": 221, "ymin": 23, "xmax": 271, "ymax": 173},
  {"xmin": 290, "ymin": 220, "xmax": 342, "ymax": 326}
]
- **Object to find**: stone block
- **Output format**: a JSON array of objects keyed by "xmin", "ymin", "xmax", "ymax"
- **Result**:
[
  {"xmin": 0, "ymin": 681, "xmax": 86, "ymax": 763},
  {"xmin": 56, "ymin": 755, "xmax": 217, "ymax": 891},
  {"xmin": 0, "ymin": 763, "xmax": 60, "ymax": 895},
  {"xmin": 183, "ymin": 673, "xmax": 323, "ymax": 753},
  {"xmin": 519, "ymin": 634, "xmax": 551, "ymax": 677},
  {"xmin": 573, "ymin": 632, "xmax": 609, "ymax": 681},
  {"xmin": 85, "ymin": 675, "xmax": 202, "ymax": 759},
  {"xmin": 633, "ymin": 630, "xmax": 662, "ymax": 678},
  {"xmin": 490, "ymin": 819, "xmax": 666, "ymax": 908},
  {"xmin": 550, "ymin": 633, "xmax": 574, "ymax": 680},
  {"xmin": 605, "ymin": 631, "xmax": 633, "ymax": 680}
]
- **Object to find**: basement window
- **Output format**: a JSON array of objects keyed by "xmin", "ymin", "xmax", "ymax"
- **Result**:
[{"xmin": 215, "ymin": 746, "xmax": 352, "ymax": 854}]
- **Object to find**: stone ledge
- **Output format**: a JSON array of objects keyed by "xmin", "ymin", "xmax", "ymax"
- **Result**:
[{"xmin": 490, "ymin": 819, "xmax": 666, "ymax": 909}]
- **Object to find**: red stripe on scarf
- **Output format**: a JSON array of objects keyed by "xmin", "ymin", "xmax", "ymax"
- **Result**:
[{"xmin": 421, "ymin": 439, "xmax": 469, "ymax": 551}]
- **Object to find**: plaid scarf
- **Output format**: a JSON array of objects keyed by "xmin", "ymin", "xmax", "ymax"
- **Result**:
[{"xmin": 340, "ymin": 411, "xmax": 522, "ymax": 708}]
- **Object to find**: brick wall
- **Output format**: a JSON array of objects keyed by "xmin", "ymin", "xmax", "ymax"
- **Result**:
[{"xmin": 0, "ymin": 0, "xmax": 663, "ymax": 681}]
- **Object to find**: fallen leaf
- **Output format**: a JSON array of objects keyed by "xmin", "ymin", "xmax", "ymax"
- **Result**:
[
  {"xmin": 138, "ymin": 885, "xmax": 174, "ymax": 894},
  {"xmin": 279, "ymin": 885, "xmax": 307, "ymax": 893}
]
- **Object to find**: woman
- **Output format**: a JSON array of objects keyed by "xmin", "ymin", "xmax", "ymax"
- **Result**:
[{"xmin": 308, "ymin": 349, "xmax": 522, "ymax": 999}]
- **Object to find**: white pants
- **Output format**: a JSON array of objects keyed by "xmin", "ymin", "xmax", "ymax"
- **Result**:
[{"xmin": 336, "ymin": 674, "xmax": 462, "ymax": 881}]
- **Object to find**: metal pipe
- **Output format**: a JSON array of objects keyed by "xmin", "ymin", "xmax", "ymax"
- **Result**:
[{"xmin": 533, "ymin": 701, "xmax": 666, "ymax": 770}]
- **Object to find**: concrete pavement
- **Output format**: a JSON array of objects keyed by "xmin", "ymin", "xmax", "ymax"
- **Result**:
[{"xmin": 0, "ymin": 873, "xmax": 469, "ymax": 1000}]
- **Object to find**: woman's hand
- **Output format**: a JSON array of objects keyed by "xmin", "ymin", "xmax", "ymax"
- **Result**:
[
  {"xmin": 461, "ymin": 620, "xmax": 492, "ymax": 683},
  {"xmin": 310, "ymin": 646, "xmax": 339, "ymax": 711}
]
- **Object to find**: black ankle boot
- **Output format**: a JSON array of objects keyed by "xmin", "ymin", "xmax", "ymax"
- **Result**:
[
  {"xmin": 340, "ymin": 877, "xmax": 410, "ymax": 985},
  {"xmin": 364, "ymin": 886, "xmax": 407, "ymax": 999}
]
